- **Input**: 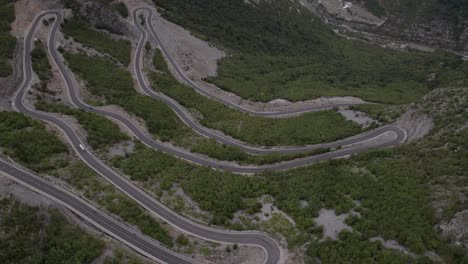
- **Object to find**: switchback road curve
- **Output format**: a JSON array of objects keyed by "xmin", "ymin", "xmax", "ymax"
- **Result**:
[
  {"xmin": 132, "ymin": 7, "xmax": 405, "ymax": 155},
  {"xmin": 13, "ymin": 11, "xmax": 281, "ymax": 264},
  {"xmin": 52, "ymin": 8, "xmax": 406, "ymax": 173},
  {"xmin": 136, "ymin": 7, "xmax": 362, "ymax": 117}
]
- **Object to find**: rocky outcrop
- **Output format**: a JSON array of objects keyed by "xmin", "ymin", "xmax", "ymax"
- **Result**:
[
  {"xmin": 77, "ymin": 0, "xmax": 128, "ymax": 35},
  {"xmin": 62, "ymin": 0, "xmax": 130, "ymax": 36},
  {"xmin": 300, "ymin": 0, "xmax": 468, "ymax": 55}
]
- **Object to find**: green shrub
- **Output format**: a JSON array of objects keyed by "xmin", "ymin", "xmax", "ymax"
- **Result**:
[
  {"xmin": 0, "ymin": 0, "xmax": 16, "ymax": 76},
  {"xmin": 0, "ymin": 196, "xmax": 104, "ymax": 263},
  {"xmin": 35, "ymin": 101, "xmax": 129, "ymax": 150},
  {"xmin": 62, "ymin": 18, "xmax": 131, "ymax": 65}
]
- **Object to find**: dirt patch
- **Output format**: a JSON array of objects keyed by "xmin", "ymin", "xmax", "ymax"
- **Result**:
[
  {"xmin": 108, "ymin": 140, "xmax": 135, "ymax": 157},
  {"xmin": 194, "ymin": 244, "xmax": 265, "ymax": 264},
  {"xmin": 396, "ymin": 110, "xmax": 433, "ymax": 142},
  {"xmin": 126, "ymin": 0, "xmax": 368, "ymax": 114},
  {"xmin": 369, "ymin": 236, "xmax": 414, "ymax": 255},
  {"xmin": 311, "ymin": 0, "xmax": 385, "ymax": 26},
  {"xmin": 338, "ymin": 107, "xmax": 379, "ymax": 127},
  {"xmin": 11, "ymin": 0, "xmax": 61, "ymax": 38},
  {"xmin": 439, "ymin": 210, "xmax": 468, "ymax": 249},
  {"xmin": 314, "ymin": 208, "xmax": 354, "ymax": 240}
]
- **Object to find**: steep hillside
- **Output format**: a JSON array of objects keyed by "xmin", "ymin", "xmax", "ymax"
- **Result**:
[
  {"xmin": 303, "ymin": 0, "xmax": 468, "ymax": 53},
  {"xmin": 155, "ymin": 0, "xmax": 468, "ymax": 104}
]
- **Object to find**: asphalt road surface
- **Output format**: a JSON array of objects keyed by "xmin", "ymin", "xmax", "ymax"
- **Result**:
[
  {"xmin": 137, "ymin": 8, "xmax": 360, "ymax": 117},
  {"xmin": 6, "ymin": 8, "xmax": 408, "ymax": 264},
  {"xmin": 132, "ymin": 7, "xmax": 405, "ymax": 155},
  {"xmin": 10, "ymin": 10, "xmax": 281, "ymax": 264},
  {"xmin": 0, "ymin": 159, "xmax": 192, "ymax": 264},
  {"xmin": 39, "ymin": 8, "xmax": 406, "ymax": 174}
]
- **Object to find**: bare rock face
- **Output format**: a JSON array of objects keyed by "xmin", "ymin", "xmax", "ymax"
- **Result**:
[{"xmin": 76, "ymin": 0, "xmax": 129, "ymax": 35}]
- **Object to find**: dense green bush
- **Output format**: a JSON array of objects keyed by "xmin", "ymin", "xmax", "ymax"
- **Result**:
[
  {"xmin": 155, "ymin": 0, "xmax": 468, "ymax": 104},
  {"xmin": 0, "ymin": 196, "xmax": 104, "ymax": 263},
  {"xmin": 62, "ymin": 18, "xmax": 131, "ymax": 65},
  {"xmin": 0, "ymin": 112, "xmax": 68, "ymax": 171},
  {"xmin": 31, "ymin": 40, "xmax": 51, "ymax": 81},
  {"xmin": 0, "ymin": 0, "xmax": 16, "ymax": 76},
  {"xmin": 35, "ymin": 101, "xmax": 129, "ymax": 150},
  {"xmin": 31, "ymin": 40, "xmax": 53, "ymax": 92},
  {"xmin": 306, "ymin": 231, "xmax": 431, "ymax": 264},
  {"xmin": 111, "ymin": 2, "xmax": 129, "ymax": 18}
]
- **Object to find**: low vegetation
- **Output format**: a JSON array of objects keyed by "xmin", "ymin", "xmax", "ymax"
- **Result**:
[
  {"xmin": 0, "ymin": 195, "xmax": 104, "ymax": 263},
  {"xmin": 362, "ymin": 0, "xmax": 468, "ymax": 41},
  {"xmin": 349, "ymin": 104, "xmax": 403, "ymax": 124},
  {"xmin": 151, "ymin": 49, "xmax": 363, "ymax": 146},
  {"xmin": 62, "ymin": 18, "xmax": 131, "ymax": 65},
  {"xmin": 0, "ymin": 112, "xmax": 173, "ymax": 247},
  {"xmin": 31, "ymin": 40, "xmax": 52, "ymax": 92},
  {"xmin": 0, "ymin": 0, "xmax": 16, "ymax": 77},
  {"xmin": 111, "ymin": 2, "xmax": 129, "ymax": 18},
  {"xmin": 113, "ymin": 89, "xmax": 467, "ymax": 262},
  {"xmin": 155, "ymin": 0, "xmax": 468, "ymax": 104},
  {"xmin": 307, "ymin": 231, "xmax": 432, "ymax": 263},
  {"xmin": 0, "ymin": 111, "xmax": 69, "ymax": 172},
  {"xmin": 35, "ymin": 101, "xmax": 129, "ymax": 150}
]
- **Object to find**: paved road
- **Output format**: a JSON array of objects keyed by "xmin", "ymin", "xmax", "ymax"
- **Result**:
[
  {"xmin": 132, "ymin": 7, "xmax": 404, "ymax": 155},
  {"xmin": 47, "ymin": 8, "xmax": 406, "ymax": 173},
  {"xmin": 8, "ymin": 9, "xmax": 407, "ymax": 264},
  {"xmin": 0, "ymin": 159, "xmax": 191, "ymax": 264},
  {"xmin": 12, "ymin": 10, "xmax": 281, "ymax": 264},
  {"xmin": 137, "ymin": 8, "xmax": 360, "ymax": 117}
]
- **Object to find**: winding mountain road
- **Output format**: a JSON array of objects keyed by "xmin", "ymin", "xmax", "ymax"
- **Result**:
[
  {"xmin": 136, "ymin": 8, "xmax": 360, "ymax": 117},
  {"xmin": 4, "ymin": 7, "xmax": 409, "ymax": 264},
  {"xmin": 50, "ymin": 8, "xmax": 406, "ymax": 173},
  {"xmin": 132, "ymin": 7, "xmax": 406, "ymax": 155},
  {"xmin": 11, "ymin": 10, "xmax": 281, "ymax": 264},
  {"xmin": 0, "ymin": 158, "xmax": 191, "ymax": 264}
]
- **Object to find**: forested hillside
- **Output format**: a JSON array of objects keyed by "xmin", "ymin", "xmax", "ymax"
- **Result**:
[
  {"xmin": 363, "ymin": 0, "xmax": 468, "ymax": 40},
  {"xmin": 0, "ymin": 0, "xmax": 16, "ymax": 77},
  {"xmin": 155, "ymin": 0, "xmax": 468, "ymax": 104}
]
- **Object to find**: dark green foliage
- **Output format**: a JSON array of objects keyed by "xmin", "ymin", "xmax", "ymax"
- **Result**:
[
  {"xmin": 56, "ymin": 162, "xmax": 174, "ymax": 247},
  {"xmin": 0, "ymin": 196, "xmax": 104, "ymax": 264},
  {"xmin": 363, "ymin": 0, "xmax": 387, "ymax": 17},
  {"xmin": 306, "ymin": 231, "xmax": 428, "ymax": 264},
  {"xmin": 151, "ymin": 50, "xmax": 363, "ymax": 146},
  {"xmin": 176, "ymin": 234, "xmax": 189, "ymax": 246},
  {"xmin": 362, "ymin": 0, "xmax": 468, "ymax": 41},
  {"xmin": 0, "ymin": 112, "xmax": 68, "ymax": 171},
  {"xmin": 31, "ymin": 40, "xmax": 52, "ymax": 92},
  {"xmin": 31, "ymin": 40, "xmax": 51, "ymax": 82},
  {"xmin": 35, "ymin": 101, "xmax": 129, "ymax": 150},
  {"xmin": 62, "ymin": 18, "xmax": 131, "ymax": 65},
  {"xmin": 155, "ymin": 0, "xmax": 468, "ymax": 104},
  {"xmin": 111, "ymin": 2, "xmax": 129, "ymax": 18},
  {"xmin": 152, "ymin": 49, "xmax": 169, "ymax": 73},
  {"xmin": 0, "ymin": 0, "xmax": 16, "ymax": 76}
]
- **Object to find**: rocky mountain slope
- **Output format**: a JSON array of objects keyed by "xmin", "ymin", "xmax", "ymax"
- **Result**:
[{"xmin": 300, "ymin": 0, "xmax": 468, "ymax": 55}]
